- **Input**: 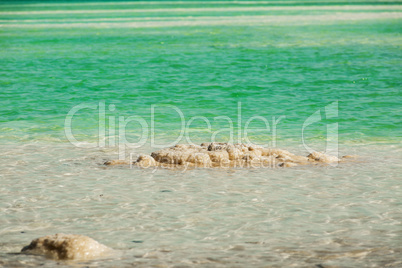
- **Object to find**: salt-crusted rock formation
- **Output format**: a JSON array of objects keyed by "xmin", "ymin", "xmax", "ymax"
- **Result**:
[
  {"xmin": 104, "ymin": 159, "xmax": 131, "ymax": 166},
  {"xmin": 136, "ymin": 154, "xmax": 157, "ymax": 168},
  {"xmin": 104, "ymin": 142, "xmax": 348, "ymax": 168},
  {"xmin": 307, "ymin": 151, "xmax": 339, "ymax": 163},
  {"xmin": 21, "ymin": 234, "xmax": 111, "ymax": 261}
]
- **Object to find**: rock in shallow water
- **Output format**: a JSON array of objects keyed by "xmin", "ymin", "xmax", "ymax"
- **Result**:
[
  {"xmin": 307, "ymin": 151, "xmax": 339, "ymax": 163},
  {"xmin": 21, "ymin": 234, "xmax": 111, "ymax": 261},
  {"xmin": 105, "ymin": 142, "xmax": 348, "ymax": 168}
]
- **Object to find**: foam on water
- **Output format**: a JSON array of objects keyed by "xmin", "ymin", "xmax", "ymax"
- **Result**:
[
  {"xmin": 1, "ymin": 5, "xmax": 401, "ymax": 15},
  {"xmin": 1, "ymin": 12, "xmax": 401, "ymax": 28}
]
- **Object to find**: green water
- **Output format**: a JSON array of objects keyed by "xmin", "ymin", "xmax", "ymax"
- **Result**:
[
  {"xmin": 0, "ymin": 1, "xmax": 401, "ymax": 146},
  {"xmin": 0, "ymin": 1, "xmax": 401, "ymax": 267}
]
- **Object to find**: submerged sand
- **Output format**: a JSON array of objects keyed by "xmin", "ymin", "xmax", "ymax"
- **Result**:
[{"xmin": 105, "ymin": 143, "xmax": 353, "ymax": 168}]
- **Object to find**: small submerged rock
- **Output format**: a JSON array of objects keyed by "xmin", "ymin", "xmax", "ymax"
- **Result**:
[
  {"xmin": 307, "ymin": 151, "xmax": 339, "ymax": 164},
  {"xmin": 21, "ymin": 233, "xmax": 111, "ymax": 261},
  {"xmin": 104, "ymin": 159, "xmax": 131, "ymax": 166},
  {"xmin": 105, "ymin": 142, "xmax": 350, "ymax": 169}
]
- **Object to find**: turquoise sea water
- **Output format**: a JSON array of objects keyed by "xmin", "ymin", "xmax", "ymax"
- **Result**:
[
  {"xmin": 1, "ymin": 1, "xmax": 401, "ymax": 145},
  {"xmin": 0, "ymin": 1, "xmax": 401, "ymax": 267}
]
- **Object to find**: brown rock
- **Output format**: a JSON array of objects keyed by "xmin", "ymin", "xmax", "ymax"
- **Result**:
[
  {"xmin": 21, "ymin": 234, "xmax": 111, "ymax": 261},
  {"xmin": 104, "ymin": 143, "xmax": 350, "ymax": 169},
  {"xmin": 104, "ymin": 159, "xmax": 131, "ymax": 166},
  {"xmin": 307, "ymin": 151, "xmax": 339, "ymax": 163},
  {"xmin": 135, "ymin": 154, "xmax": 156, "ymax": 168}
]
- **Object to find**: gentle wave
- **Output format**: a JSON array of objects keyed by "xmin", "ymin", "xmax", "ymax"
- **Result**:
[
  {"xmin": 1, "ymin": 11, "xmax": 401, "ymax": 24},
  {"xmin": 1, "ymin": 13, "xmax": 400, "ymax": 28},
  {"xmin": 1, "ymin": 5, "xmax": 401, "ymax": 15},
  {"xmin": 1, "ymin": 0, "xmax": 398, "ymax": 7}
]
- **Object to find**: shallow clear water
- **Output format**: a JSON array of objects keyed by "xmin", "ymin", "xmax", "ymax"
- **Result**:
[{"xmin": 0, "ymin": 1, "xmax": 401, "ymax": 267}]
